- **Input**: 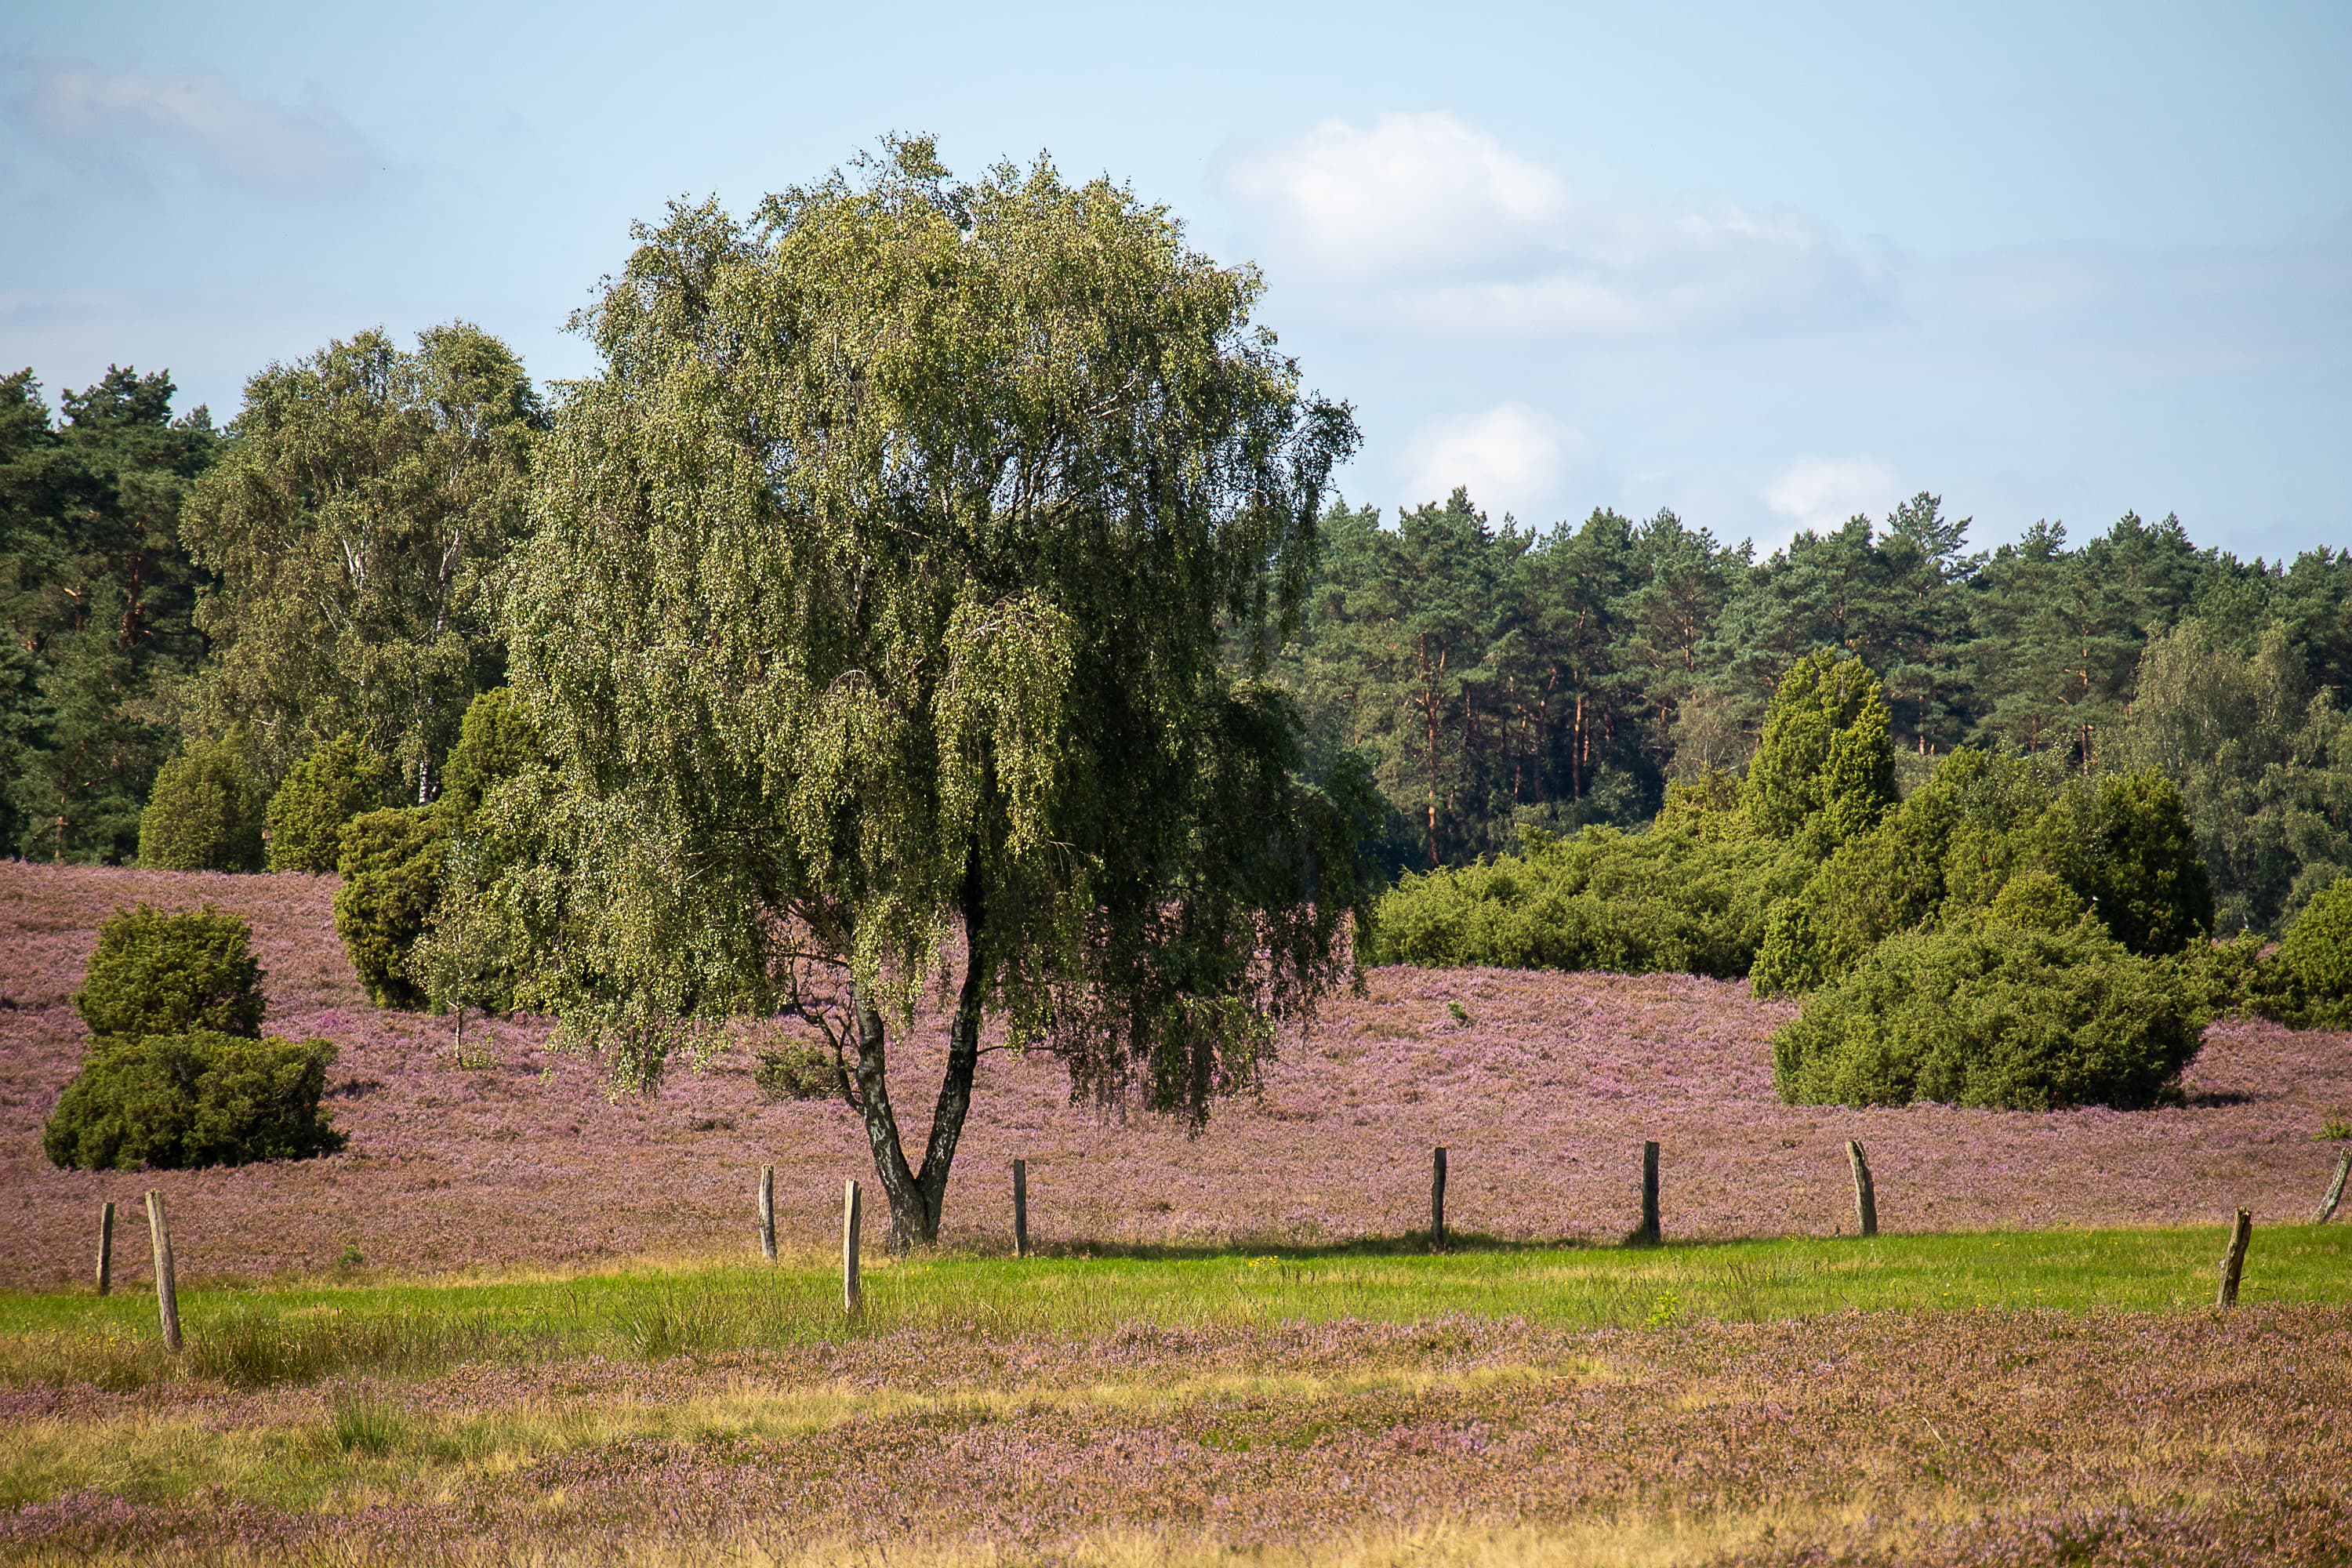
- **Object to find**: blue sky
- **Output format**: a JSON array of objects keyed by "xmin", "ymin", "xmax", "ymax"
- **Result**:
[{"xmin": 4, "ymin": 1, "xmax": 2347, "ymax": 560}]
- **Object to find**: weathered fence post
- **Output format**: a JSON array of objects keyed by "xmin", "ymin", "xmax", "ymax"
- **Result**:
[
  {"xmin": 144, "ymin": 1190, "xmax": 181, "ymax": 1353},
  {"xmin": 96, "ymin": 1200, "xmax": 114, "ymax": 1297},
  {"xmin": 2316, "ymin": 1149, "xmax": 2350, "ymax": 1225},
  {"xmin": 2216, "ymin": 1208, "xmax": 2252, "ymax": 1308},
  {"xmin": 842, "ymin": 1179, "xmax": 862, "ymax": 1316},
  {"xmin": 1012, "ymin": 1159, "xmax": 1029, "ymax": 1259},
  {"xmin": 757, "ymin": 1165, "xmax": 776, "ymax": 1261},
  {"xmin": 1431, "ymin": 1146, "xmax": 1449, "ymax": 1249},
  {"xmin": 1635, "ymin": 1141, "xmax": 1661, "ymax": 1246},
  {"xmin": 1847, "ymin": 1140, "xmax": 1878, "ymax": 1238}
]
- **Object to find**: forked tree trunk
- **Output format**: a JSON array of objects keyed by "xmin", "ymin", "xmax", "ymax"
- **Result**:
[{"xmin": 847, "ymin": 869, "xmax": 988, "ymax": 1253}]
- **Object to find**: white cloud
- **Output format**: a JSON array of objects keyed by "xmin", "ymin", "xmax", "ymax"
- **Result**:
[
  {"xmin": 1226, "ymin": 111, "xmax": 1565, "ymax": 284},
  {"xmin": 9, "ymin": 60, "xmax": 376, "ymax": 199},
  {"xmin": 1227, "ymin": 112, "xmax": 1895, "ymax": 340},
  {"xmin": 1396, "ymin": 404, "xmax": 1585, "ymax": 523},
  {"xmin": 1763, "ymin": 456, "xmax": 1901, "ymax": 541}
]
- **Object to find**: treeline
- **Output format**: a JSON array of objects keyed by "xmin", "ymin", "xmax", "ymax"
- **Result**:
[
  {"xmin": 2, "ymin": 327, "xmax": 539, "ymax": 866},
  {"xmin": 7, "ymin": 334, "xmax": 2350, "ymax": 941},
  {"xmin": 1276, "ymin": 488, "xmax": 2352, "ymax": 933}
]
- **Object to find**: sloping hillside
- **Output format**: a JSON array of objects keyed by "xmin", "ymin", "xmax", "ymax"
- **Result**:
[{"xmin": 4, "ymin": 862, "xmax": 2347, "ymax": 1287}]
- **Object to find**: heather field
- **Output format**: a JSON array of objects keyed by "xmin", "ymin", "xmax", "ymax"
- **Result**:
[
  {"xmin": 5, "ymin": 862, "xmax": 2352, "ymax": 1287},
  {"xmin": 9, "ymin": 862, "xmax": 2352, "ymax": 1565}
]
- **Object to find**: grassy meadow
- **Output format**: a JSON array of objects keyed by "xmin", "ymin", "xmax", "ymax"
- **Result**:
[{"xmin": 5, "ymin": 1228, "xmax": 2352, "ymax": 1564}]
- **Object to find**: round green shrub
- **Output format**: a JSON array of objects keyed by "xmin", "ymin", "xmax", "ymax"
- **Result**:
[
  {"xmin": 1772, "ymin": 920, "xmax": 2205, "ymax": 1111},
  {"xmin": 1744, "ymin": 652, "xmax": 1896, "ymax": 849},
  {"xmin": 2266, "ymin": 877, "xmax": 2352, "ymax": 1029},
  {"xmin": 137, "ymin": 738, "xmax": 264, "ymax": 872},
  {"xmin": 265, "ymin": 733, "xmax": 387, "ymax": 873},
  {"xmin": 334, "ymin": 804, "xmax": 451, "ymax": 1007},
  {"xmin": 74, "ymin": 903, "xmax": 266, "ymax": 1040},
  {"xmin": 438, "ymin": 688, "xmax": 542, "ymax": 827},
  {"xmin": 2026, "ymin": 770, "xmax": 2212, "ymax": 956},
  {"xmin": 43, "ymin": 1030, "xmax": 343, "ymax": 1170}
]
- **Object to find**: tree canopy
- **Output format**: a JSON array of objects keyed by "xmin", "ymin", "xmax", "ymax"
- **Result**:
[
  {"xmin": 176, "ymin": 325, "xmax": 542, "ymax": 797},
  {"xmin": 470, "ymin": 140, "xmax": 1374, "ymax": 1246}
]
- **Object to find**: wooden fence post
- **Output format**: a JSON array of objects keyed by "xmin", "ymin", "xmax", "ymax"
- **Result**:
[
  {"xmin": 2216, "ymin": 1208, "xmax": 2252, "ymax": 1308},
  {"xmin": 1012, "ymin": 1159, "xmax": 1029, "ymax": 1259},
  {"xmin": 144, "ymin": 1190, "xmax": 181, "ymax": 1353},
  {"xmin": 842, "ymin": 1179, "xmax": 862, "ymax": 1316},
  {"xmin": 1431, "ymin": 1146, "xmax": 1448, "ymax": 1249},
  {"xmin": 2316, "ymin": 1149, "xmax": 2350, "ymax": 1225},
  {"xmin": 1635, "ymin": 1141, "xmax": 1661, "ymax": 1246},
  {"xmin": 1847, "ymin": 1140, "xmax": 1878, "ymax": 1238},
  {"xmin": 96, "ymin": 1200, "xmax": 114, "ymax": 1297},
  {"xmin": 757, "ymin": 1165, "xmax": 776, "ymax": 1261}
]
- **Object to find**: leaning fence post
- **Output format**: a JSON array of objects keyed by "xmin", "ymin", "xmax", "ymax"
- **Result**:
[
  {"xmin": 842, "ymin": 1179, "xmax": 862, "ymax": 1316},
  {"xmin": 2216, "ymin": 1208, "xmax": 2252, "ymax": 1308},
  {"xmin": 1431, "ymin": 1146, "xmax": 1449, "ymax": 1249},
  {"xmin": 96, "ymin": 1200, "xmax": 115, "ymax": 1296},
  {"xmin": 2316, "ymin": 1149, "xmax": 2350, "ymax": 1225},
  {"xmin": 1635, "ymin": 1141, "xmax": 1661, "ymax": 1246},
  {"xmin": 1847, "ymin": 1140, "xmax": 1878, "ymax": 1238},
  {"xmin": 1012, "ymin": 1159, "xmax": 1029, "ymax": 1259},
  {"xmin": 144, "ymin": 1190, "xmax": 181, "ymax": 1353},
  {"xmin": 757, "ymin": 1165, "xmax": 776, "ymax": 1261}
]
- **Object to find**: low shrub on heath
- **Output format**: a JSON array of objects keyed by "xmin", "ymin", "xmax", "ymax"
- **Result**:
[
  {"xmin": 265, "ymin": 733, "xmax": 388, "ymax": 873},
  {"xmin": 2254, "ymin": 877, "xmax": 2352, "ymax": 1028},
  {"xmin": 42, "ymin": 1029, "xmax": 343, "ymax": 1170},
  {"xmin": 1372, "ymin": 825, "xmax": 1808, "ymax": 978},
  {"xmin": 1771, "ymin": 918, "xmax": 2205, "ymax": 1111},
  {"xmin": 1750, "ymin": 750, "xmax": 2212, "ymax": 996},
  {"xmin": 754, "ymin": 1038, "xmax": 843, "ymax": 1102},
  {"xmin": 136, "ymin": 737, "xmax": 265, "ymax": 873},
  {"xmin": 74, "ymin": 903, "xmax": 266, "ymax": 1040},
  {"xmin": 335, "ymin": 805, "xmax": 451, "ymax": 1007}
]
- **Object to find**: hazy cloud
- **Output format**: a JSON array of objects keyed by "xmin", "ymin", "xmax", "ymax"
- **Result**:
[
  {"xmin": 1229, "ymin": 112, "xmax": 1896, "ymax": 339},
  {"xmin": 9, "ymin": 60, "xmax": 376, "ymax": 198},
  {"xmin": 1397, "ymin": 404, "xmax": 1587, "ymax": 522},
  {"xmin": 1764, "ymin": 455, "xmax": 1901, "ymax": 542}
]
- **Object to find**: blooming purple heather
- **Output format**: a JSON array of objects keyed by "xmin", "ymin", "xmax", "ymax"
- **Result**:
[{"xmin": 4, "ymin": 861, "xmax": 2347, "ymax": 1288}]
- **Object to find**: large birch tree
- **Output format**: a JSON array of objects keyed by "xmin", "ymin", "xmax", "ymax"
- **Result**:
[{"xmin": 483, "ymin": 141, "xmax": 1374, "ymax": 1248}]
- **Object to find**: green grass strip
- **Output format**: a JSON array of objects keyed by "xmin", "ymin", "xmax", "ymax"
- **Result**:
[{"xmin": 2, "ymin": 1224, "xmax": 2346, "ymax": 1391}]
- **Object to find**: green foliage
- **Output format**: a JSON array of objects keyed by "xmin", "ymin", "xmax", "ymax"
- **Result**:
[
  {"xmin": 2111, "ymin": 619, "xmax": 2351, "ymax": 934},
  {"xmin": 176, "ymin": 325, "xmax": 542, "ymax": 795},
  {"xmin": 1773, "ymin": 920, "xmax": 2205, "ymax": 1111},
  {"xmin": 42, "ymin": 1029, "xmax": 343, "ymax": 1170},
  {"xmin": 2256, "ymin": 877, "xmax": 2352, "ymax": 1029},
  {"xmin": 2026, "ymin": 770, "xmax": 2212, "ymax": 956},
  {"xmin": 437, "ymin": 688, "xmax": 540, "ymax": 826},
  {"xmin": 136, "ymin": 736, "xmax": 264, "ymax": 871},
  {"xmin": 74, "ymin": 903, "xmax": 267, "ymax": 1040},
  {"xmin": 1750, "ymin": 750, "xmax": 2212, "ymax": 996},
  {"xmin": 1372, "ymin": 825, "xmax": 1808, "ymax": 978},
  {"xmin": 332, "ymin": 805, "xmax": 450, "ymax": 1007},
  {"xmin": 466, "ymin": 141, "xmax": 1367, "ymax": 1245},
  {"xmin": 1745, "ymin": 651, "xmax": 1897, "ymax": 850},
  {"xmin": 0, "ymin": 365, "xmax": 219, "ymax": 863},
  {"xmin": 1983, "ymin": 869, "xmax": 2090, "ymax": 931},
  {"xmin": 753, "ymin": 1038, "xmax": 841, "ymax": 1102},
  {"xmin": 264, "ymin": 732, "xmax": 387, "ymax": 873}
]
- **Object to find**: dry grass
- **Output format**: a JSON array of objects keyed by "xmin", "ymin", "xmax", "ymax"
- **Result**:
[{"xmin": 4, "ymin": 1308, "xmax": 2350, "ymax": 1564}]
